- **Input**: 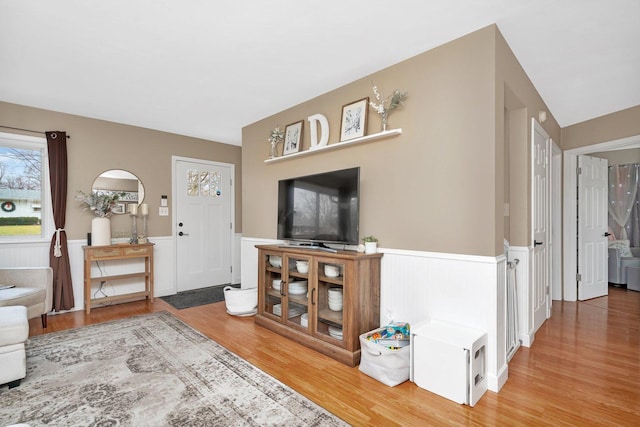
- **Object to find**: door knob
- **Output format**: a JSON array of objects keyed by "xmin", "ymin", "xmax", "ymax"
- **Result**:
[
  {"xmin": 178, "ymin": 231, "xmax": 189, "ymax": 236},
  {"xmin": 604, "ymin": 232, "xmax": 611, "ymax": 237},
  {"xmin": 178, "ymin": 222, "xmax": 183, "ymax": 227},
  {"xmin": 534, "ymin": 240, "xmax": 543, "ymax": 246}
]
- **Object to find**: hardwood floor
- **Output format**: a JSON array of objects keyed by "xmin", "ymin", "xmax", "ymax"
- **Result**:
[{"xmin": 27, "ymin": 287, "xmax": 640, "ymax": 426}]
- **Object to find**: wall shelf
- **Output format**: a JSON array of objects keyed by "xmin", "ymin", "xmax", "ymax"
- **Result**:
[{"xmin": 264, "ymin": 128, "xmax": 402, "ymax": 163}]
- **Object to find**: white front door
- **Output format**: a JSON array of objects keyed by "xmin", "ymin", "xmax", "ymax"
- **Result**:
[
  {"xmin": 175, "ymin": 158, "xmax": 233, "ymax": 292},
  {"xmin": 531, "ymin": 119, "xmax": 550, "ymax": 334},
  {"xmin": 577, "ymin": 155, "xmax": 608, "ymax": 300}
]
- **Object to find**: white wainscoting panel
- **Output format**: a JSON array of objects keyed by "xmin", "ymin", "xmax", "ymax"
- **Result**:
[
  {"xmin": 1, "ymin": 236, "xmax": 175, "ymax": 313},
  {"xmin": 507, "ymin": 245, "xmax": 534, "ymax": 347},
  {"xmin": 240, "ymin": 237, "xmax": 280, "ymax": 289},
  {"xmin": 380, "ymin": 248, "xmax": 508, "ymax": 392},
  {"xmin": 0, "ymin": 240, "xmax": 51, "ymax": 266},
  {"xmin": 233, "ymin": 233, "xmax": 242, "ymax": 285},
  {"xmin": 150, "ymin": 237, "xmax": 175, "ymax": 297}
]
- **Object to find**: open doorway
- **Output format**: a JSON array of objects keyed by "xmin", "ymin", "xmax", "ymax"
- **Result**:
[{"xmin": 562, "ymin": 134, "xmax": 640, "ymax": 301}]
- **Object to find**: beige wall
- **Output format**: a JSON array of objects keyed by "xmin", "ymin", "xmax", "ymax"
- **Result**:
[
  {"xmin": 561, "ymin": 105, "xmax": 640, "ymax": 150},
  {"xmin": 591, "ymin": 148, "xmax": 640, "ymax": 165},
  {"xmin": 242, "ymin": 26, "xmax": 557, "ymax": 257},
  {"xmin": 495, "ymin": 30, "xmax": 561, "ymax": 248},
  {"xmin": 0, "ymin": 101, "xmax": 242, "ymax": 240}
]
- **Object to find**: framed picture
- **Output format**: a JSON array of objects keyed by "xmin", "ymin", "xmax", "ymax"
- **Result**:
[
  {"xmin": 340, "ymin": 97, "xmax": 368, "ymax": 141},
  {"xmin": 112, "ymin": 203, "xmax": 126, "ymax": 215},
  {"xmin": 283, "ymin": 120, "xmax": 304, "ymax": 155}
]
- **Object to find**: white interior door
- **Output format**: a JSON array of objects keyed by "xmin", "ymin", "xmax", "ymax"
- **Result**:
[
  {"xmin": 577, "ymin": 155, "xmax": 608, "ymax": 300},
  {"xmin": 175, "ymin": 158, "xmax": 232, "ymax": 292},
  {"xmin": 531, "ymin": 119, "xmax": 550, "ymax": 333}
]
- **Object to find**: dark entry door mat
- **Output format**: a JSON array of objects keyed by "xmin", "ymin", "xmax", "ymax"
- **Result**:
[{"xmin": 160, "ymin": 284, "xmax": 240, "ymax": 310}]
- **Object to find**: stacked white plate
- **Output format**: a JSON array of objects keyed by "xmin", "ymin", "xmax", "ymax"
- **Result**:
[
  {"xmin": 272, "ymin": 279, "xmax": 282, "ymax": 291},
  {"xmin": 288, "ymin": 281, "xmax": 308, "ymax": 295},
  {"xmin": 301, "ymin": 313, "xmax": 308, "ymax": 327},
  {"xmin": 328, "ymin": 287, "xmax": 343, "ymax": 311},
  {"xmin": 328, "ymin": 325, "xmax": 343, "ymax": 340},
  {"xmin": 272, "ymin": 303, "xmax": 305, "ymax": 318}
]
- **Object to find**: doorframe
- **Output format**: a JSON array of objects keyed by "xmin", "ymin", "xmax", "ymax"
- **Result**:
[
  {"xmin": 171, "ymin": 155, "xmax": 236, "ymax": 293},
  {"xmin": 551, "ymin": 141, "xmax": 562, "ymax": 301},
  {"xmin": 562, "ymin": 134, "xmax": 640, "ymax": 301}
]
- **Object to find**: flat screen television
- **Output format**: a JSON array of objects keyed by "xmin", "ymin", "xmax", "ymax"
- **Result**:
[{"xmin": 277, "ymin": 167, "xmax": 360, "ymax": 246}]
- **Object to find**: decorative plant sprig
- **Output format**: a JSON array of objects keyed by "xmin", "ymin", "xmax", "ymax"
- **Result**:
[
  {"xmin": 268, "ymin": 125, "xmax": 284, "ymax": 158},
  {"xmin": 369, "ymin": 84, "xmax": 408, "ymax": 130},
  {"xmin": 268, "ymin": 126, "xmax": 284, "ymax": 144},
  {"xmin": 75, "ymin": 190, "xmax": 125, "ymax": 218}
]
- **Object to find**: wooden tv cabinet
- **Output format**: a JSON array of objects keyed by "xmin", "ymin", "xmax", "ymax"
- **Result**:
[{"xmin": 255, "ymin": 244, "xmax": 382, "ymax": 366}]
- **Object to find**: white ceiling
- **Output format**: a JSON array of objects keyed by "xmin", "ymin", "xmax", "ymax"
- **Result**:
[{"xmin": 1, "ymin": 0, "xmax": 638, "ymax": 146}]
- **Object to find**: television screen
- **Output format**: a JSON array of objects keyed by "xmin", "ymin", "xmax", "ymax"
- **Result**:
[{"xmin": 277, "ymin": 167, "xmax": 360, "ymax": 245}]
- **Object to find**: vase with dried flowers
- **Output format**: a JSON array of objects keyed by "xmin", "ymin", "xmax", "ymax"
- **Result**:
[
  {"xmin": 75, "ymin": 190, "xmax": 125, "ymax": 246},
  {"xmin": 369, "ymin": 85, "xmax": 408, "ymax": 132},
  {"xmin": 268, "ymin": 126, "xmax": 284, "ymax": 158}
]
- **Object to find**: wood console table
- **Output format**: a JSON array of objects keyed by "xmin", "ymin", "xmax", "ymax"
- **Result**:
[{"xmin": 83, "ymin": 243, "xmax": 155, "ymax": 314}]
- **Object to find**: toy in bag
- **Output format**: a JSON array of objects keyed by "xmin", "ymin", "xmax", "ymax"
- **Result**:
[{"xmin": 366, "ymin": 322, "xmax": 410, "ymax": 349}]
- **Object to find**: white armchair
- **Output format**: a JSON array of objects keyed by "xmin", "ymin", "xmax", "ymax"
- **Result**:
[
  {"xmin": 608, "ymin": 241, "xmax": 640, "ymax": 285},
  {"xmin": 0, "ymin": 267, "xmax": 53, "ymax": 328}
]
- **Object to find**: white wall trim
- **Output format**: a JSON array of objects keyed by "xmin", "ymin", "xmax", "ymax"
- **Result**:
[
  {"xmin": 551, "ymin": 141, "xmax": 563, "ymax": 301},
  {"xmin": 563, "ymin": 134, "xmax": 640, "ymax": 301},
  {"xmin": 494, "ymin": 363, "xmax": 509, "ymax": 392},
  {"xmin": 380, "ymin": 247, "xmax": 502, "ymax": 264}
]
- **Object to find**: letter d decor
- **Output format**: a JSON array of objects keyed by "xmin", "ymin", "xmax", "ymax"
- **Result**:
[{"xmin": 308, "ymin": 113, "xmax": 329, "ymax": 149}]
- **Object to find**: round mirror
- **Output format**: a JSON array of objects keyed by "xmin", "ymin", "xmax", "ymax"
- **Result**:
[{"xmin": 92, "ymin": 170, "xmax": 144, "ymax": 214}]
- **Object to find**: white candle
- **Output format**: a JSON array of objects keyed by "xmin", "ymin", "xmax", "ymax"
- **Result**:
[
  {"xmin": 140, "ymin": 203, "xmax": 149, "ymax": 216},
  {"xmin": 129, "ymin": 203, "xmax": 138, "ymax": 215}
]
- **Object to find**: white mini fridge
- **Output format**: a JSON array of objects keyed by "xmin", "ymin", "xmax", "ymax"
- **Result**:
[{"xmin": 410, "ymin": 320, "xmax": 488, "ymax": 406}]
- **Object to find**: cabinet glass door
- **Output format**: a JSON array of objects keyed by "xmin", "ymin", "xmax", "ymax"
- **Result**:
[
  {"xmin": 313, "ymin": 259, "xmax": 346, "ymax": 345},
  {"xmin": 283, "ymin": 254, "xmax": 311, "ymax": 331},
  {"xmin": 262, "ymin": 252, "xmax": 283, "ymax": 321}
]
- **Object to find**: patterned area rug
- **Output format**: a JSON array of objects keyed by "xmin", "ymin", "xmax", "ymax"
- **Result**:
[
  {"xmin": 0, "ymin": 311, "xmax": 347, "ymax": 426},
  {"xmin": 160, "ymin": 284, "xmax": 240, "ymax": 309}
]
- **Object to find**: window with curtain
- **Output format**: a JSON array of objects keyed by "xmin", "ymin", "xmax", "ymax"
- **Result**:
[
  {"xmin": 608, "ymin": 163, "xmax": 640, "ymax": 246},
  {"xmin": 0, "ymin": 132, "xmax": 53, "ymax": 241}
]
